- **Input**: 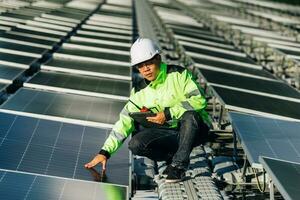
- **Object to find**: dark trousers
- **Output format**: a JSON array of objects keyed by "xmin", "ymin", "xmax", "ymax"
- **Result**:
[{"xmin": 128, "ymin": 111, "xmax": 209, "ymax": 169}]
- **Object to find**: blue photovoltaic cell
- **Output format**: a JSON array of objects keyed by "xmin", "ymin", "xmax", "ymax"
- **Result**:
[
  {"xmin": 0, "ymin": 112, "xmax": 130, "ymax": 186},
  {"xmin": 0, "ymin": 170, "xmax": 127, "ymax": 200},
  {"xmin": 259, "ymin": 157, "xmax": 300, "ymax": 200},
  {"xmin": 229, "ymin": 112, "xmax": 300, "ymax": 166}
]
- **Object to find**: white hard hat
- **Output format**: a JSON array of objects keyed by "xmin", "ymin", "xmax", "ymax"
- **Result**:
[{"xmin": 130, "ymin": 38, "xmax": 160, "ymax": 66}]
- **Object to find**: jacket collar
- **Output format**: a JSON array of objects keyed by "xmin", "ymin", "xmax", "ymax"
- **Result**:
[{"xmin": 148, "ymin": 62, "xmax": 167, "ymax": 89}]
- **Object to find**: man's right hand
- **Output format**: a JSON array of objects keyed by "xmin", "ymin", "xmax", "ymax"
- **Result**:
[{"xmin": 84, "ymin": 154, "xmax": 107, "ymax": 170}]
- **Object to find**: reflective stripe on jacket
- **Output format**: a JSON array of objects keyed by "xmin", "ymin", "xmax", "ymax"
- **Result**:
[{"xmin": 101, "ymin": 62, "xmax": 209, "ymax": 157}]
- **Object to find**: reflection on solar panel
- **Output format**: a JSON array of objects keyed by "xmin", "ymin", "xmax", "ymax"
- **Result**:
[
  {"xmin": 230, "ymin": 112, "xmax": 300, "ymax": 167},
  {"xmin": 0, "ymin": 112, "xmax": 130, "ymax": 186},
  {"xmin": 259, "ymin": 157, "xmax": 300, "ymax": 200},
  {"xmin": 201, "ymin": 69, "xmax": 300, "ymax": 99},
  {"xmin": 0, "ymin": 88, "xmax": 126, "ymax": 127},
  {"xmin": 42, "ymin": 57, "xmax": 131, "ymax": 79},
  {"xmin": 25, "ymin": 71, "xmax": 131, "ymax": 99},
  {"xmin": 214, "ymin": 86, "xmax": 300, "ymax": 120},
  {"xmin": 0, "ymin": 170, "xmax": 127, "ymax": 200}
]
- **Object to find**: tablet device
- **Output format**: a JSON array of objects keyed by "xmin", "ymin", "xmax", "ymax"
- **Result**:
[{"xmin": 129, "ymin": 112, "xmax": 169, "ymax": 128}]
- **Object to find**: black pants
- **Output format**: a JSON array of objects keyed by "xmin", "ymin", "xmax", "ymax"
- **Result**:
[{"xmin": 128, "ymin": 111, "xmax": 209, "ymax": 168}]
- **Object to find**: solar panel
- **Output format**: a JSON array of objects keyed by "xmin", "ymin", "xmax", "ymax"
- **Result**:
[
  {"xmin": 259, "ymin": 157, "xmax": 300, "ymax": 200},
  {"xmin": 0, "ymin": 88, "xmax": 126, "ymax": 127},
  {"xmin": 0, "ymin": 12, "xmax": 33, "ymax": 21},
  {"xmin": 41, "ymin": 13, "xmax": 81, "ymax": 23},
  {"xmin": 0, "ymin": 52, "xmax": 37, "ymax": 69},
  {"xmin": 67, "ymin": 40, "xmax": 130, "ymax": 51},
  {"xmin": 0, "ymin": 65, "xmax": 25, "ymax": 83},
  {"xmin": 192, "ymin": 57, "xmax": 274, "ymax": 78},
  {"xmin": 214, "ymin": 86, "xmax": 300, "ymax": 120},
  {"xmin": 75, "ymin": 31, "xmax": 131, "ymax": 43},
  {"xmin": 43, "ymin": 11, "xmax": 87, "ymax": 20},
  {"xmin": 0, "ymin": 33, "xmax": 55, "ymax": 48},
  {"xmin": 0, "ymin": 170, "xmax": 128, "ymax": 200},
  {"xmin": 55, "ymin": 48, "xmax": 130, "ymax": 63},
  {"xmin": 167, "ymin": 24, "xmax": 212, "ymax": 35},
  {"xmin": 81, "ymin": 24, "xmax": 132, "ymax": 32},
  {"xmin": 0, "ymin": 41, "xmax": 48, "ymax": 56},
  {"xmin": 177, "ymin": 38, "xmax": 235, "ymax": 51},
  {"xmin": 183, "ymin": 45, "xmax": 256, "ymax": 64},
  {"xmin": 272, "ymin": 46, "xmax": 300, "ymax": 60},
  {"xmin": 229, "ymin": 112, "xmax": 300, "ymax": 167},
  {"xmin": 10, "ymin": 27, "xmax": 66, "ymax": 38},
  {"xmin": 172, "ymin": 28, "xmax": 225, "ymax": 43},
  {"xmin": 25, "ymin": 70, "xmax": 131, "ymax": 99},
  {"xmin": 200, "ymin": 68, "xmax": 300, "ymax": 99},
  {"xmin": 0, "ymin": 112, "xmax": 130, "ymax": 186},
  {"xmin": 42, "ymin": 57, "xmax": 131, "ymax": 79}
]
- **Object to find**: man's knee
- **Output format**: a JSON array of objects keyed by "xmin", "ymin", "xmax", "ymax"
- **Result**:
[
  {"xmin": 181, "ymin": 111, "xmax": 200, "ymax": 122},
  {"xmin": 128, "ymin": 136, "xmax": 144, "ymax": 155}
]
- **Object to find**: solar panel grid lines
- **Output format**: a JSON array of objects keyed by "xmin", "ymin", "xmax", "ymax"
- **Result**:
[
  {"xmin": 0, "ymin": 169, "xmax": 128, "ymax": 200},
  {"xmin": 24, "ymin": 71, "xmax": 131, "ymax": 100},
  {"xmin": 208, "ymin": 82, "xmax": 300, "ymax": 103},
  {"xmin": 0, "ymin": 52, "xmax": 38, "ymax": 69},
  {"xmin": 180, "ymin": 41, "xmax": 247, "ymax": 58},
  {"xmin": 213, "ymin": 86, "xmax": 300, "ymax": 121},
  {"xmin": 259, "ymin": 156, "xmax": 300, "ymax": 200},
  {"xmin": 0, "ymin": 88, "xmax": 126, "ymax": 127},
  {"xmin": 229, "ymin": 112, "xmax": 300, "ymax": 168},
  {"xmin": 195, "ymin": 63, "xmax": 276, "ymax": 81},
  {"xmin": 186, "ymin": 51, "xmax": 262, "ymax": 70},
  {"xmin": 7, "ymin": 31, "xmax": 61, "ymax": 42},
  {"xmin": 0, "ymin": 112, "xmax": 130, "ymax": 186}
]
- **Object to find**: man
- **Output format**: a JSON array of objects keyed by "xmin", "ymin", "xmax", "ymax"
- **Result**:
[{"xmin": 85, "ymin": 38, "xmax": 209, "ymax": 183}]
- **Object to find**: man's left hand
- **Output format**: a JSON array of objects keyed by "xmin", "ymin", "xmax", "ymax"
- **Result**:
[{"xmin": 147, "ymin": 112, "xmax": 166, "ymax": 125}]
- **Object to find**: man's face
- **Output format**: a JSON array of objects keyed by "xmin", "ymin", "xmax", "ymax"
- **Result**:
[{"xmin": 137, "ymin": 56, "xmax": 160, "ymax": 81}]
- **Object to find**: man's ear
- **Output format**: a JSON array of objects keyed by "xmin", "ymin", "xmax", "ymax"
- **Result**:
[{"xmin": 155, "ymin": 55, "xmax": 161, "ymax": 63}]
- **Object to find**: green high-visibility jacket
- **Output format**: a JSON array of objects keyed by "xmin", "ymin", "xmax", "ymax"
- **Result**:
[{"xmin": 100, "ymin": 62, "xmax": 209, "ymax": 158}]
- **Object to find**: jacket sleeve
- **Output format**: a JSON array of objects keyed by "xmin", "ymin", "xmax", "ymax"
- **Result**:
[
  {"xmin": 100, "ymin": 89, "xmax": 139, "ymax": 158},
  {"xmin": 164, "ymin": 69, "xmax": 207, "ymax": 120}
]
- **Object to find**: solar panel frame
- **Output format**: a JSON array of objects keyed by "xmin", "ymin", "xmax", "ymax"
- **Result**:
[
  {"xmin": 229, "ymin": 112, "xmax": 300, "ymax": 168},
  {"xmin": 259, "ymin": 157, "xmax": 300, "ymax": 200}
]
